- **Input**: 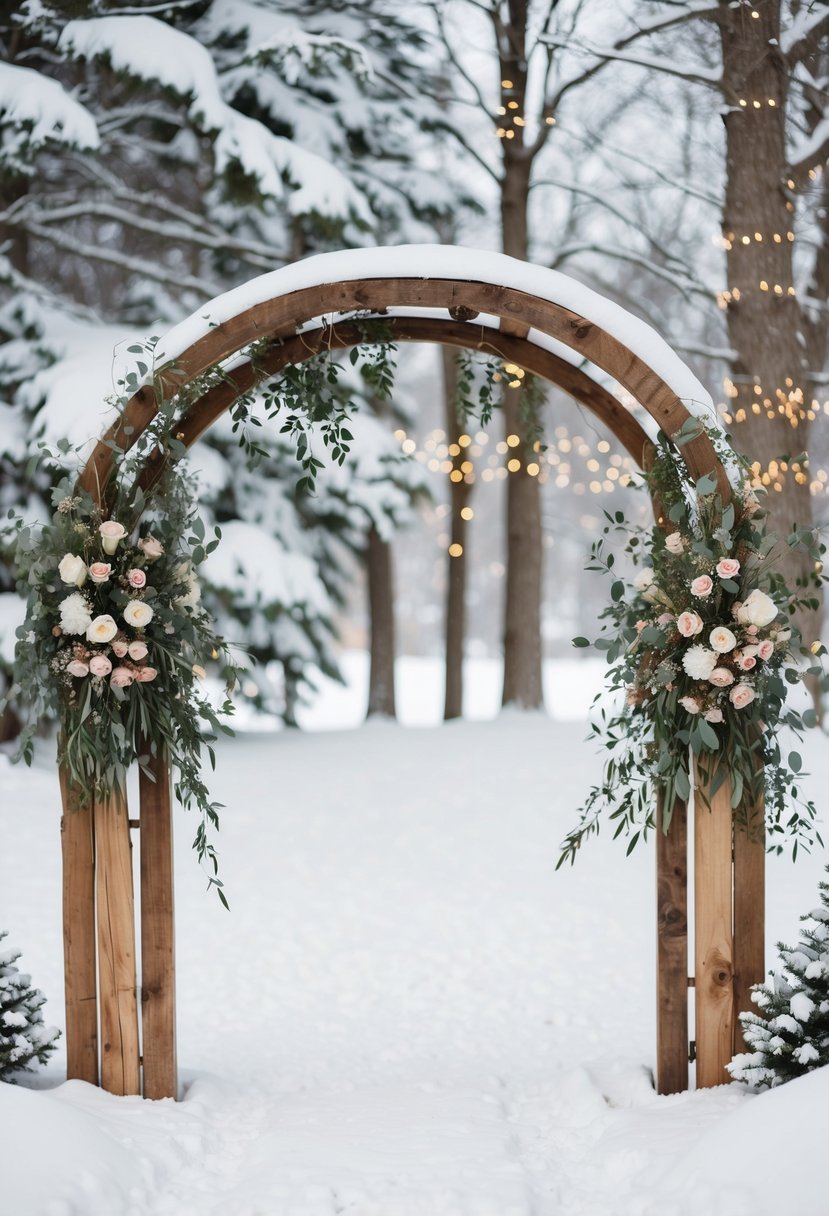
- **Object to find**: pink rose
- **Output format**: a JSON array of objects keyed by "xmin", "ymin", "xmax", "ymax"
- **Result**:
[
  {"xmin": 716, "ymin": 558, "xmax": 741, "ymax": 579},
  {"xmin": 110, "ymin": 666, "xmax": 134, "ymax": 688},
  {"xmin": 679, "ymin": 696, "xmax": 701, "ymax": 714},
  {"xmin": 135, "ymin": 666, "xmax": 158, "ymax": 683},
  {"xmin": 757, "ymin": 640, "xmax": 774, "ymax": 661},
  {"xmin": 691, "ymin": 575, "xmax": 713, "ymax": 598},
  {"xmin": 88, "ymin": 654, "xmax": 113, "ymax": 677},
  {"xmin": 67, "ymin": 659, "xmax": 89, "ymax": 678},
  {"xmin": 709, "ymin": 667, "xmax": 735, "ymax": 687},
  {"xmin": 704, "ymin": 707, "xmax": 724, "ymax": 723},
  {"xmin": 746, "ymin": 625, "xmax": 759, "ymax": 636},
  {"xmin": 112, "ymin": 640, "xmax": 129, "ymax": 658},
  {"xmin": 657, "ymin": 613, "xmax": 674, "ymax": 627},
  {"xmin": 665, "ymin": 532, "xmax": 684, "ymax": 555},
  {"xmin": 138, "ymin": 536, "xmax": 164, "ymax": 561},
  {"xmin": 677, "ymin": 611, "xmax": 704, "ymax": 638},
  {"xmin": 737, "ymin": 654, "xmax": 757, "ymax": 671},
  {"xmin": 636, "ymin": 619, "xmax": 647, "ymax": 633},
  {"xmin": 128, "ymin": 640, "xmax": 149, "ymax": 661},
  {"xmin": 730, "ymin": 683, "xmax": 756, "ymax": 710},
  {"xmin": 127, "ymin": 568, "xmax": 147, "ymax": 589},
  {"xmin": 88, "ymin": 562, "xmax": 112, "ymax": 585}
]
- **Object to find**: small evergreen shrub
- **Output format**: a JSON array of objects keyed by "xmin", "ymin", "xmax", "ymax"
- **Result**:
[
  {"xmin": 0, "ymin": 931, "xmax": 60, "ymax": 1080},
  {"xmin": 729, "ymin": 866, "xmax": 829, "ymax": 1088}
]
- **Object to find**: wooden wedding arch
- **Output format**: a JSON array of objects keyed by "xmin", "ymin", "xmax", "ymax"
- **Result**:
[{"xmin": 62, "ymin": 245, "xmax": 764, "ymax": 1101}]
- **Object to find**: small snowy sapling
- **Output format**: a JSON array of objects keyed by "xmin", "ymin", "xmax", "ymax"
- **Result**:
[
  {"xmin": 728, "ymin": 866, "xmax": 829, "ymax": 1088},
  {"xmin": 0, "ymin": 931, "xmax": 59, "ymax": 1080}
]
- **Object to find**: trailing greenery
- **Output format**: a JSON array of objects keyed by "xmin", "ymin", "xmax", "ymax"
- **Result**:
[
  {"xmin": 0, "ymin": 931, "xmax": 59, "ymax": 1080},
  {"xmin": 559, "ymin": 427, "xmax": 827, "ymax": 868},
  {"xmin": 729, "ymin": 865, "xmax": 829, "ymax": 1088}
]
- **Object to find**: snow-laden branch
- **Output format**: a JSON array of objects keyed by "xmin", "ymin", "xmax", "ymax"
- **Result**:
[
  {"xmin": 540, "ymin": 34, "xmax": 723, "ymax": 92},
  {"xmin": 614, "ymin": 2, "xmax": 723, "ymax": 49},
  {"xmin": 553, "ymin": 239, "xmax": 717, "ymax": 304},
  {"xmin": 788, "ymin": 115, "xmax": 829, "ymax": 188},
  {"xmin": 783, "ymin": 9, "xmax": 829, "ymax": 64},
  {"xmin": 0, "ymin": 61, "xmax": 99, "ymax": 160}
]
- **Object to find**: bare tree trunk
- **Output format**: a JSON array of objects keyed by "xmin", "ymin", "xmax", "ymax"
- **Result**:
[
  {"xmin": 719, "ymin": 2, "xmax": 819, "ymax": 638},
  {"xmin": 497, "ymin": 0, "xmax": 544, "ymax": 710},
  {"xmin": 366, "ymin": 525, "xmax": 397, "ymax": 719},
  {"xmin": 442, "ymin": 348, "xmax": 470, "ymax": 719}
]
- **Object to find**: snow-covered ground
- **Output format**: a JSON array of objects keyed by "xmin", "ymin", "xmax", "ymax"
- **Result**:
[{"xmin": 1, "ymin": 656, "xmax": 828, "ymax": 1216}]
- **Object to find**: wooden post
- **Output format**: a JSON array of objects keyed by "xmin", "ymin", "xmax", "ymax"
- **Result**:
[
  {"xmin": 139, "ymin": 753, "xmax": 178, "ymax": 1099},
  {"xmin": 733, "ymin": 787, "xmax": 765, "ymax": 1052},
  {"xmin": 694, "ymin": 763, "xmax": 735, "ymax": 1087},
  {"xmin": 59, "ymin": 765, "xmax": 99, "ymax": 1085},
  {"xmin": 655, "ymin": 792, "xmax": 689, "ymax": 1094},
  {"xmin": 94, "ymin": 785, "xmax": 141, "ymax": 1096}
]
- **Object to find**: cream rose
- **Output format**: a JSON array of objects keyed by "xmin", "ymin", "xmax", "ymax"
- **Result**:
[
  {"xmin": 86, "ymin": 614, "xmax": 118, "ymax": 645},
  {"xmin": 709, "ymin": 666, "xmax": 735, "ymax": 688},
  {"xmin": 665, "ymin": 533, "xmax": 684, "ymax": 555},
  {"xmin": 138, "ymin": 536, "xmax": 164, "ymax": 561},
  {"xmin": 58, "ymin": 553, "xmax": 87, "ymax": 587},
  {"xmin": 730, "ymin": 683, "xmax": 756, "ymax": 709},
  {"xmin": 737, "ymin": 588, "xmax": 778, "ymax": 628},
  {"xmin": 88, "ymin": 654, "xmax": 112, "ymax": 677},
  {"xmin": 677, "ymin": 611, "xmax": 704, "ymax": 638},
  {"xmin": 704, "ymin": 707, "xmax": 724, "ymax": 724},
  {"xmin": 716, "ymin": 558, "xmax": 741, "ymax": 579},
  {"xmin": 110, "ymin": 666, "xmax": 134, "ymax": 688},
  {"xmin": 682, "ymin": 645, "xmax": 717, "ymax": 680},
  {"xmin": 633, "ymin": 568, "xmax": 655, "ymax": 592},
  {"xmin": 691, "ymin": 575, "xmax": 713, "ymax": 598},
  {"xmin": 59, "ymin": 593, "xmax": 92, "ymax": 636},
  {"xmin": 127, "ymin": 568, "xmax": 147, "ymax": 589},
  {"xmin": 66, "ymin": 659, "xmax": 89, "ymax": 678},
  {"xmin": 679, "ymin": 696, "xmax": 701, "ymax": 714},
  {"xmin": 123, "ymin": 600, "xmax": 154, "ymax": 629},
  {"xmin": 709, "ymin": 626, "xmax": 737, "ymax": 653},
  {"xmin": 135, "ymin": 666, "xmax": 158, "ymax": 683},
  {"xmin": 99, "ymin": 520, "xmax": 128, "ymax": 555},
  {"xmin": 88, "ymin": 562, "xmax": 112, "ymax": 585},
  {"xmin": 128, "ymin": 640, "xmax": 148, "ymax": 661}
]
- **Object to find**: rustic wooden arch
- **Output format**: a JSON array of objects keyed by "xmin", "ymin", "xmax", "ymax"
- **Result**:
[{"xmin": 62, "ymin": 247, "xmax": 763, "ymax": 1104}]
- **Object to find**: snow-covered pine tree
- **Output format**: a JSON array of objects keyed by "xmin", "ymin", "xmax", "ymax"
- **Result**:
[
  {"xmin": 729, "ymin": 866, "xmax": 829, "ymax": 1089},
  {"xmin": 0, "ymin": 931, "xmax": 59, "ymax": 1080}
]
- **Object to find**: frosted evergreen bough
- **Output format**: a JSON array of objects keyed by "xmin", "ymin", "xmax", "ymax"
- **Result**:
[
  {"xmin": 0, "ymin": 931, "xmax": 59, "ymax": 1080},
  {"xmin": 729, "ymin": 866, "xmax": 829, "ymax": 1088}
]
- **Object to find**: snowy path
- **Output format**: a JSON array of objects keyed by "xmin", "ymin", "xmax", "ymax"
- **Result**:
[{"xmin": 2, "ymin": 713, "xmax": 828, "ymax": 1215}]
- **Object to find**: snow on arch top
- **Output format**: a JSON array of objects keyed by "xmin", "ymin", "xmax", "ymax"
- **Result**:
[{"xmin": 154, "ymin": 244, "xmax": 716, "ymax": 425}]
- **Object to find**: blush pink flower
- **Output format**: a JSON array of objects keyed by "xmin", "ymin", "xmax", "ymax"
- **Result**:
[
  {"xmin": 716, "ymin": 558, "xmax": 741, "ymax": 579},
  {"xmin": 127, "ymin": 568, "xmax": 147, "ymax": 589},
  {"xmin": 691, "ymin": 575, "xmax": 713, "ymax": 598},
  {"xmin": 88, "ymin": 654, "xmax": 113, "ymax": 677},
  {"xmin": 657, "ymin": 613, "xmax": 674, "ymax": 627},
  {"xmin": 128, "ymin": 640, "xmax": 148, "ymax": 661},
  {"xmin": 757, "ymin": 640, "xmax": 774, "ymax": 661},
  {"xmin": 110, "ymin": 666, "xmax": 134, "ymax": 688},
  {"xmin": 636, "ymin": 619, "xmax": 647, "ymax": 634},
  {"xmin": 665, "ymin": 532, "xmax": 684, "ymax": 555},
  {"xmin": 135, "ymin": 666, "xmax": 158, "ymax": 683},
  {"xmin": 138, "ymin": 536, "xmax": 164, "ymax": 561},
  {"xmin": 679, "ymin": 696, "xmax": 701, "ymax": 714},
  {"xmin": 66, "ymin": 659, "xmax": 89, "ymax": 678},
  {"xmin": 704, "ymin": 707, "xmax": 724, "ymax": 723},
  {"xmin": 88, "ymin": 562, "xmax": 112, "ymax": 585},
  {"xmin": 730, "ymin": 683, "xmax": 756, "ymax": 710},
  {"xmin": 677, "ymin": 611, "xmax": 704, "ymax": 638},
  {"xmin": 738, "ymin": 655, "xmax": 757, "ymax": 671},
  {"xmin": 112, "ymin": 640, "xmax": 128, "ymax": 658},
  {"xmin": 709, "ymin": 666, "xmax": 735, "ymax": 687}
]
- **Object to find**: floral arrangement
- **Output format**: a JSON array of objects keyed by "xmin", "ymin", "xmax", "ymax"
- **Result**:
[
  {"xmin": 559, "ymin": 431, "xmax": 826, "ymax": 867},
  {"xmin": 10, "ymin": 454, "xmax": 240, "ymax": 904}
]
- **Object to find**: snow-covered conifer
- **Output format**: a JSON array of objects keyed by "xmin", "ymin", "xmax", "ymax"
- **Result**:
[{"xmin": 0, "ymin": 931, "xmax": 59, "ymax": 1080}]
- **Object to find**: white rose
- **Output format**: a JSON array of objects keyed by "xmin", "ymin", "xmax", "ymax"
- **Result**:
[
  {"xmin": 59, "ymin": 593, "xmax": 92, "ymax": 636},
  {"xmin": 99, "ymin": 520, "xmax": 128, "ymax": 555},
  {"xmin": 737, "ymin": 589, "xmax": 778, "ymax": 628},
  {"xmin": 123, "ymin": 600, "xmax": 154, "ymax": 629},
  {"xmin": 86, "ymin": 614, "xmax": 119, "ymax": 644},
  {"xmin": 709, "ymin": 626, "xmax": 738, "ymax": 654},
  {"xmin": 633, "ymin": 568, "xmax": 655, "ymax": 592},
  {"xmin": 682, "ymin": 645, "xmax": 717, "ymax": 680},
  {"xmin": 664, "ymin": 533, "xmax": 684, "ymax": 555},
  {"xmin": 58, "ymin": 553, "xmax": 87, "ymax": 587}
]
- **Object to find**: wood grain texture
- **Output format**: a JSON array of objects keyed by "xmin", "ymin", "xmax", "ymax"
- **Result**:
[
  {"xmin": 95, "ymin": 786, "xmax": 141, "ymax": 1096},
  {"xmin": 59, "ymin": 765, "xmax": 99, "ymax": 1085},
  {"xmin": 733, "ymin": 786, "xmax": 765, "ymax": 1052},
  {"xmin": 655, "ymin": 792, "xmax": 689, "ymax": 1094},
  {"xmin": 139, "ymin": 753, "xmax": 178, "ymax": 1100},
  {"xmin": 694, "ymin": 764, "xmax": 735, "ymax": 1088}
]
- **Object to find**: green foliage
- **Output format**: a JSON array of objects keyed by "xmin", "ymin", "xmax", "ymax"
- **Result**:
[
  {"xmin": 729, "ymin": 866, "xmax": 829, "ymax": 1089},
  {"xmin": 0, "ymin": 932, "xmax": 59, "ymax": 1080},
  {"xmin": 559, "ymin": 430, "xmax": 827, "ymax": 868}
]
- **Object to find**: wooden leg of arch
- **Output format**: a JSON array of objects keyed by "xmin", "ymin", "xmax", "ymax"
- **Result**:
[
  {"xmin": 94, "ymin": 787, "xmax": 141, "ymax": 1096},
  {"xmin": 60, "ymin": 766, "xmax": 99, "ymax": 1085},
  {"xmin": 139, "ymin": 754, "xmax": 178, "ymax": 1100},
  {"xmin": 733, "ymin": 791, "xmax": 765, "ymax": 1052},
  {"xmin": 655, "ymin": 793, "xmax": 688, "ymax": 1094},
  {"xmin": 694, "ymin": 766, "xmax": 735, "ymax": 1088}
]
